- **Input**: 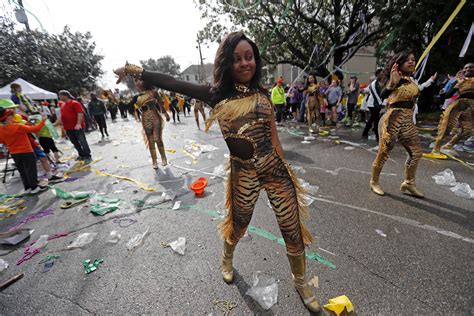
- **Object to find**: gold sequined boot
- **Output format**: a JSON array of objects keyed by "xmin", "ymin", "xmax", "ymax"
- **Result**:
[
  {"xmin": 287, "ymin": 253, "xmax": 321, "ymax": 313},
  {"xmin": 221, "ymin": 241, "xmax": 236, "ymax": 283},
  {"xmin": 158, "ymin": 146, "xmax": 168, "ymax": 166},
  {"xmin": 400, "ymin": 164, "xmax": 424, "ymax": 198},
  {"xmin": 370, "ymin": 165, "xmax": 385, "ymax": 196},
  {"xmin": 150, "ymin": 145, "xmax": 158, "ymax": 169}
]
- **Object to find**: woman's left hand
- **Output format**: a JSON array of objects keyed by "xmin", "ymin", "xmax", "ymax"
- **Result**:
[{"xmin": 430, "ymin": 72, "xmax": 438, "ymax": 81}]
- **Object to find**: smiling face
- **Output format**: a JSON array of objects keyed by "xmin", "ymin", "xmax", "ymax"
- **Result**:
[
  {"xmin": 463, "ymin": 63, "xmax": 474, "ymax": 78},
  {"xmin": 308, "ymin": 75, "xmax": 315, "ymax": 84},
  {"xmin": 399, "ymin": 54, "xmax": 416, "ymax": 75},
  {"xmin": 231, "ymin": 40, "xmax": 256, "ymax": 85}
]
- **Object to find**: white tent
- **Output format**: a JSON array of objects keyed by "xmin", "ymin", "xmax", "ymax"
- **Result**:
[{"xmin": 0, "ymin": 78, "xmax": 57, "ymax": 100}]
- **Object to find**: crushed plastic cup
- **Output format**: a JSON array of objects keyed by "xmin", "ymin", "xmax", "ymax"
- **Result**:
[
  {"xmin": 169, "ymin": 237, "xmax": 186, "ymax": 255},
  {"xmin": 0, "ymin": 259, "xmax": 9, "ymax": 272},
  {"xmin": 172, "ymin": 201, "xmax": 182, "ymax": 210},
  {"xmin": 432, "ymin": 169, "xmax": 457, "ymax": 186},
  {"xmin": 126, "ymin": 228, "xmax": 149, "ymax": 250},
  {"xmin": 450, "ymin": 183, "xmax": 474, "ymax": 199},
  {"xmin": 67, "ymin": 233, "xmax": 97, "ymax": 249},
  {"xmin": 375, "ymin": 229, "xmax": 387, "ymax": 237},
  {"xmin": 245, "ymin": 271, "xmax": 278, "ymax": 310},
  {"xmin": 107, "ymin": 231, "xmax": 121, "ymax": 244},
  {"xmin": 34, "ymin": 235, "xmax": 49, "ymax": 249}
]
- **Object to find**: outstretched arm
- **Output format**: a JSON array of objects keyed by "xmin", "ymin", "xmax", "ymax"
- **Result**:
[{"xmin": 115, "ymin": 63, "xmax": 213, "ymax": 104}]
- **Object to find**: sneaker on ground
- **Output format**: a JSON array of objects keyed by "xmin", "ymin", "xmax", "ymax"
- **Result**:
[
  {"xmin": 49, "ymin": 174, "xmax": 63, "ymax": 181},
  {"xmin": 30, "ymin": 186, "xmax": 47, "ymax": 194}
]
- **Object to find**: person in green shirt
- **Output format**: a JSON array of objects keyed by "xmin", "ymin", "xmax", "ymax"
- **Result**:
[{"xmin": 271, "ymin": 77, "xmax": 286, "ymax": 123}]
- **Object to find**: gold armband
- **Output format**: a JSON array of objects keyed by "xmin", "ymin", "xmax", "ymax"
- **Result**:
[{"xmin": 124, "ymin": 62, "xmax": 144, "ymax": 79}]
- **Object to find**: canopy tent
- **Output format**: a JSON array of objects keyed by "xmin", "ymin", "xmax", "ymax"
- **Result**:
[{"xmin": 0, "ymin": 78, "xmax": 57, "ymax": 100}]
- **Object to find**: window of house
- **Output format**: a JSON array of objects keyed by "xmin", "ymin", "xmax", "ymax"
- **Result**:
[
  {"xmin": 186, "ymin": 75, "xmax": 189, "ymax": 81},
  {"xmin": 195, "ymin": 74, "xmax": 198, "ymax": 81}
]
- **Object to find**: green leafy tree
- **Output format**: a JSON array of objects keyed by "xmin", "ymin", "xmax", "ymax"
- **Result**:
[
  {"xmin": 196, "ymin": 0, "xmax": 399, "ymax": 76},
  {"xmin": 140, "ymin": 56, "xmax": 181, "ymax": 76},
  {"xmin": 0, "ymin": 23, "xmax": 103, "ymax": 96}
]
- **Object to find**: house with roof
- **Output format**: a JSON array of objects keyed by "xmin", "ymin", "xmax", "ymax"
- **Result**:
[{"xmin": 180, "ymin": 63, "xmax": 214, "ymax": 84}]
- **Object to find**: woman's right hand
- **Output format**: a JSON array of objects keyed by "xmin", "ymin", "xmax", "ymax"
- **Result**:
[
  {"xmin": 388, "ymin": 63, "xmax": 401, "ymax": 88},
  {"xmin": 114, "ymin": 66, "xmax": 127, "ymax": 84}
]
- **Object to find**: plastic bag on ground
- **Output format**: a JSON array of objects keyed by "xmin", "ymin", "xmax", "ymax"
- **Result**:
[
  {"xmin": 299, "ymin": 178, "xmax": 319, "ymax": 195},
  {"xmin": 169, "ymin": 237, "xmax": 186, "ymax": 255},
  {"xmin": 107, "ymin": 231, "xmax": 121, "ymax": 244},
  {"xmin": 245, "ymin": 271, "xmax": 278, "ymax": 310},
  {"xmin": 200, "ymin": 144, "xmax": 219, "ymax": 153},
  {"xmin": 67, "ymin": 233, "xmax": 97, "ymax": 249},
  {"xmin": 0, "ymin": 259, "xmax": 9, "ymax": 272},
  {"xmin": 432, "ymin": 169, "xmax": 457, "ymax": 186},
  {"xmin": 450, "ymin": 183, "xmax": 474, "ymax": 199},
  {"xmin": 211, "ymin": 164, "xmax": 227, "ymax": 178},
  {"xmin": 126, "ymin": 228, "xmax": 149, "ymax": 250},
  {"xmin": 51, "ymin": 186, "xmax": 95, "ymax": 200}
]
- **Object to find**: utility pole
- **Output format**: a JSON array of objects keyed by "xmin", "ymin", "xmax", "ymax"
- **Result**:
[{"xmin": 196, "ymin": 35, "xmax": 205, "ymax": 83}]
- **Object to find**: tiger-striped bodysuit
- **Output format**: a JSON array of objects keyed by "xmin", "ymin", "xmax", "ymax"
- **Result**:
[
  {"xmin": 373, "ymin": 78, "xmax": 422, "ymax": 183},
  {"xmin": 211, "ymin": 91, "xmax": 313, "ymax": 256},
  {"xmin": 432, "ymin": 77, "xmax": 474, "ymax": 152},
  {"xmin": 306, "ymin": 83, "xmax": 320, "ymax": 131},
  {"xmin": 136, "ymin": 90, "xmax": 167, "ymax": 166}
]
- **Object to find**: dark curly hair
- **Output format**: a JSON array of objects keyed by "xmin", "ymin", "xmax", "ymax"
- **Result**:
[
  {"xmin": 210, "ymin": 32, "xmax": 264, "ymax": 103},
  {"xmin": 304, "ymin": 72, "xmax": 317, "ymax": 90},
  {"xmin": 384, "ymin": 50, "xmax": 415, "ymax": 79}
]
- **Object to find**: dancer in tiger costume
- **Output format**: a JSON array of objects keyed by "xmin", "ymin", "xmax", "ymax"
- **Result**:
[
  {"xmin": 114, "ymin": 32, "xmax": 320, "ymax": 312},
  {"xmin": 131, "ymin": 80, "xmax": 170, "ymax": 169},
  {"xmin": 370, "ymin": 50, "xmax": 425, "ymax": 198},
  {"xmin": 430, "ymin": 63, "xmax": 473, "ymax": 156},
  {"xmin": 305, "ymin": 73, "xmax": 321, "ymax": 133}
]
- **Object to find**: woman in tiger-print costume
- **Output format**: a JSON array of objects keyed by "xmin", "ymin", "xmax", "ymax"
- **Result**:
[
  {"xmin": 132, "ymin": 79, "xmax": 170, "ymax": 169},
  {"xmin": 305, "ymin": 73, "xmax": 321, "ymax": 133},
  {"xmin": 431, "ymin": 63, "xmax": 474, "ymax": 156},
  {"xmin": 370, "ymin": 50, "xmax": 425, "ymax": 198},
  {"xmin": 114, "ymin": 32, "xmax": 320, "ymax": 312}
]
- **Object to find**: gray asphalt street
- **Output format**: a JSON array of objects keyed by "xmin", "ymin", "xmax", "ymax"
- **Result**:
[{"xmin": 0, "ymin": 112, "xmax": 473, "ymax": 315}]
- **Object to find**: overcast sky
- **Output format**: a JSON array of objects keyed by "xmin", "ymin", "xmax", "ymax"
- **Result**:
[{"xmin": 18, "ymin": 0, "xmax": 219, "ymax": 89}]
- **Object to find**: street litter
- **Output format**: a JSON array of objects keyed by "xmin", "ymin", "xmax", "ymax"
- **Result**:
[
  {"xmin": 51, "ymin": 186, "xmax": 95, "ymax": 200},
  {"xmin": 90, "ymin": 196, "xmax": 121, "ymax": 216},
  {"xmin": 0, "ymin": 259, "xmax": 8, "ymax": 272},
  {"xmin": 0, "ymin": 229, "xmax": 33, "ymax": 245},
  {"xmin": 308, "ymin": 275, "xmax": 319, "ymax": 288},
  {"xmin": 291, "ymin": 165, "xmax": 306, "ymax": 174},
  {"xmin": 432, "ymin": 169, "xmax": 457, "ymax": 186},
  {"xmin": 42, "ymin": 260, "xmax": 55, "ymax": 273},
  {"xmin": 324, "ymin": 295, "xmax": 354, "ymax": 316},
  {"xmin": 450, "ymin": 183, "xmax": 474, "ymax": 199},
  {"xmin": 8, "ymin": 209, "xmax": 53, "ymax": 232},
  {"xmin": 39, "ymin": 255, "xmax": 60, "ymax": 264},
  {"xmin": 211, "ymin": 164, "xmax": 227, "ymax": 178},
  {"xmin": 168, "ymin": 237, "xmax": 186, "ymax": 255},
  {"xmin": 344, "ymin": 146, "xmax": 354, "ymax": 150},
  {"xmin": 60, "ymin": 198, "xmax": 89, "ymax": 209},
  {"xmin": 67, "ymin": 233, "xmax": 97, "ymax": 249},
  {"xmin": 107, "ymin": 231, "xmax": 121, "ymax": 244},
  {"xmin": 172, "ymin": 201, "xmax": 182, "ymax": 210},
  {"xmin": 113, "ymin": 218, "xmax": 137, "ymax": 227},
  {"xmin": 191, "ymin": 177, "xmax": 208, "ymax": 195},
  {"xmin": 375, "ymin": 229, "xmax": 387, "ymax": 237},
  {"xmin": 16, "ymin": 235, "xmax": 49, "ymax": 265},
  {"xmin": 245, "ymin": 271, "xmax": 278, "ymax": 310},
  {"xmin": 126, "ymin": 228, "xmax": 149, "ymax": 250},
  {"xmin": 213, "ymin": 299, "xmax": 237, "ymax": 314},
  {"xmin": 301, "ymin": 140, "xmax": 311, "ymax": 144},
  {"xmin": 0, "ymin": 272, "xmax": 24, "ymax": 291},
  {"xmin": 304, "ymin": 136, "xmax": 316, "ymax": 141},
  {"xmin": 299, "ymin": 178, "xmax": 319, "ymax": 195},
  {"xmin": 200, "ymin": 144, "xmax": 219, "ymax": 153},
  {"xmin": 83, "ymin": 258, "xmax": 104, "ymax": 274}
]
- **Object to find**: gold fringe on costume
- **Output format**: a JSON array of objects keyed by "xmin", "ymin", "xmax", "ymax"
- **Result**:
[
  {"xmin": 218, "ymin": 161, "xmax": 234, "ymax": 244},
  {"xmin": 205, "ymin": 93, "xmax": 258, "ymax": 131},
  {"xmin": 284, "ymin": 162, "xmax": 314, "ymax": 246}
]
